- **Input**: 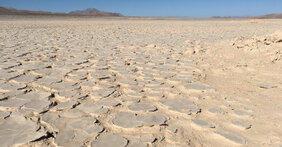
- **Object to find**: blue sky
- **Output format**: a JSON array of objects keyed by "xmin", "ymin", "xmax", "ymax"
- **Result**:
[{"xmin": 0, "ymin": 0, "xmax": 282, "ymax": 17}]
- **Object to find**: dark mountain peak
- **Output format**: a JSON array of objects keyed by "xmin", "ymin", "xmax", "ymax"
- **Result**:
[
  {"xmin": 69, "ymin": 8, "xmax": 122, "ymax": 16},
  {"xmin": 69, "ymin": 8, "xmax": 99, "ymax": 15},
  {"xmin": 85, "ymin": 8, "xmax": 99, "ymax": 12}
]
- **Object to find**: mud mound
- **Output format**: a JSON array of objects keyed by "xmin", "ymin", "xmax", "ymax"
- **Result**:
[{"xmin": 232, "ymin": 32, "xmax": 282, "ymax": 63}]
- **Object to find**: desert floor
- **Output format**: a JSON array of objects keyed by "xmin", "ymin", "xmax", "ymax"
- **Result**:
[{"xmin": 0, "ymin": 16, "xmax": 282, "ymax": 147}]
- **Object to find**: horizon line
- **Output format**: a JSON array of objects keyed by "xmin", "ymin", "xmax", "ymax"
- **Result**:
[{"xmin": 0, "ymin": 6, "xmax": 280, "ymax": 18}]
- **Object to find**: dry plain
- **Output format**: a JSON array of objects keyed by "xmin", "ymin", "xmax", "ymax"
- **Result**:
[{"xmin": 0, "ymin": 16, "xmax": 282, "ymax": 147}]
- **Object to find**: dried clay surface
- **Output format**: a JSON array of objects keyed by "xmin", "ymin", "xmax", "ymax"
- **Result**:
[{"xmin": 0, "ymin": 16, "xmax": 282, "ymax": 147}]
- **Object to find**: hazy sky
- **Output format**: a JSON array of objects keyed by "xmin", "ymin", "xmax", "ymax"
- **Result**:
[{"xmin": 0, "ymin": 0, "xmax": 282, "ymax": 17}]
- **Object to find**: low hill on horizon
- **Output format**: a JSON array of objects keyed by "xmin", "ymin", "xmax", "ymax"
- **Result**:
[
  {"xmin": 0, "ymin": 7, "xmax": 122, "ymax": 16},
  {"xmin": 254, "ymin": 13, "xmax": 282, "ymax": 19},
  {"xmin": 212, "ymin": 13, "xmax": 282, "ymax": 19},
  {"xmin": 0, "ymin": 7, "xmax": 64, "ymax": 15}
]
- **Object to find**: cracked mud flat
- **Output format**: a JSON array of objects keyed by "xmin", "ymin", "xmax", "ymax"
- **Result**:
[{"xmin": 0, "ymin": 16, "xmax": 282, "ymax": 147}]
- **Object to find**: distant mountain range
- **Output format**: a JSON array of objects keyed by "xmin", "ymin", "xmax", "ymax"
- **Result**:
[
  {"xmin": 254, "ymin": 13, "xmax": 282, "ymax": 19},
  {"xmin": 1, "ymin": 7, "xmax": 282, "ymax": 19},
  {"xmin": 69, "ymin": 8, "xmax": 121, "ymax": 16},
  {"xmin": 212, "ymin": 13, "xmax": 282, "ymax": 19},
  {"xmin": 0, "ymin": 7, "xmax": 122, "ymax": 16}
]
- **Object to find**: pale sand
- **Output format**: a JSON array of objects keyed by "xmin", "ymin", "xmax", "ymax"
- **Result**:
[{"xmin": 0, "ymin": 16, "xmax": 281, "ymax": 147}]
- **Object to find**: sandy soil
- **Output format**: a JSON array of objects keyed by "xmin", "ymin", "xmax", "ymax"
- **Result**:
[{"xmin": 0, "ymin": 16, "xmax": 281, "ymax": 147}]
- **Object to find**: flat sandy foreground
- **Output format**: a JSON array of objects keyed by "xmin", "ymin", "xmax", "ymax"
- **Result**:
[{"xmin": 0, "ymin": 16, "xmax": 282, "ymax": 147}]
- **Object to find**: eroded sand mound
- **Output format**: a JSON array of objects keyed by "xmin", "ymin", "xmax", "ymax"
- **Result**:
[
  {"xmin": 232, "ymin": 32, "xmax": 282, "ymax": 63},
  {"xmin": 197, "ymin": 32, "xmax": 282, "ymax": 147}
]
